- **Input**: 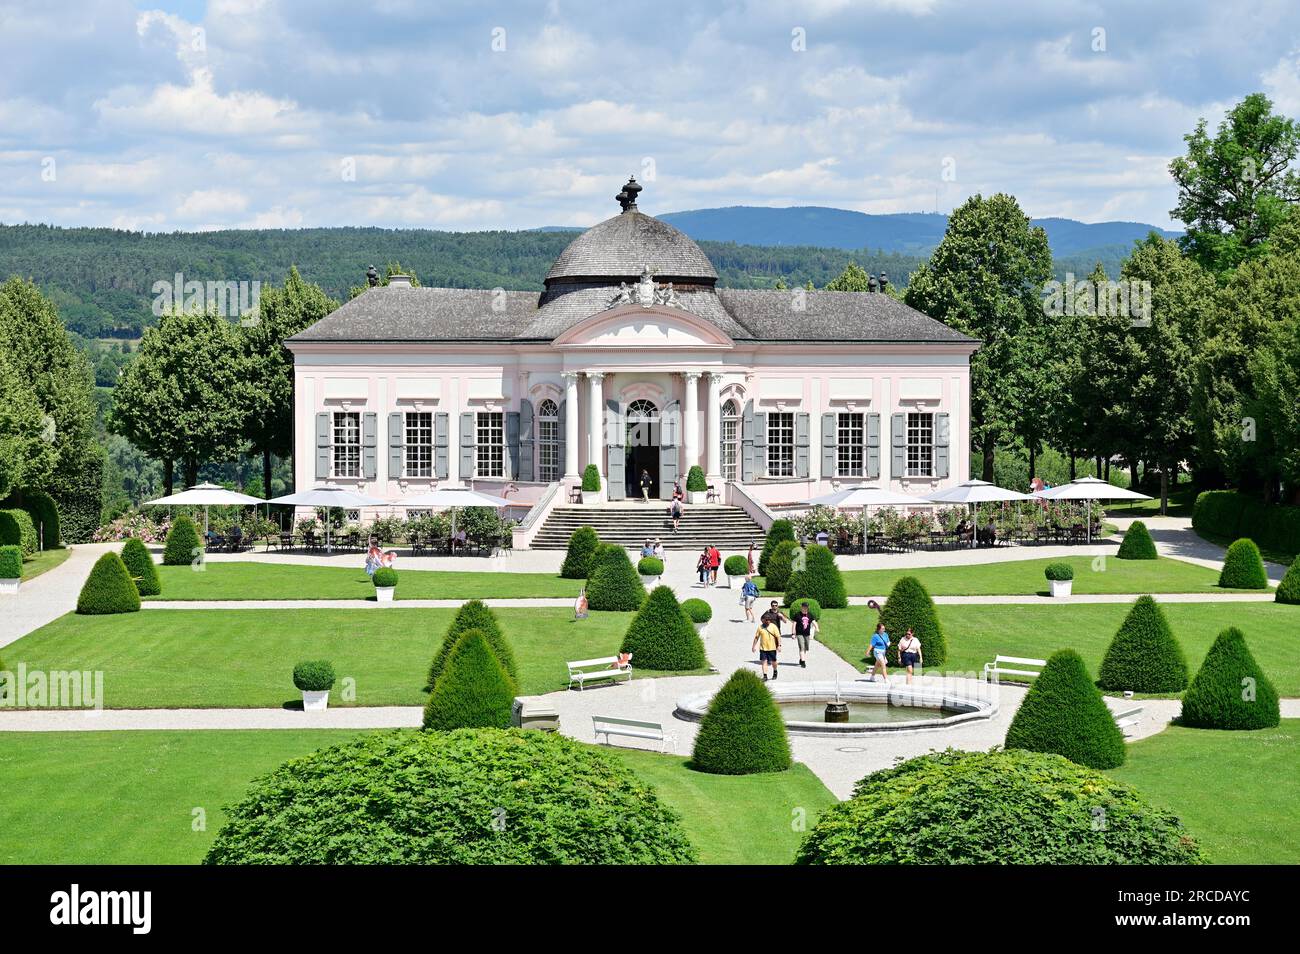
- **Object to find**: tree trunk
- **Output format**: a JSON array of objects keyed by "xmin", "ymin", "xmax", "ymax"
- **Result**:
[
  {"xmin": 1103, "ymin": 458, "xmax": 1109, "ymax": 481},
  {"xmin": 162, "ymin": 459, "xmax": 174, "ymax": 497},
  {"xmin": 1028, "ymin": 443, "xmax": 1037, "ymax": 480},
  {"xmin": 982, "ymin": 443, "xmax": 995, "ymax": 482},
  {"xmin": 1069, "ymin": 451, "xmax": 1077, "ymax": 480},
  {"xmin": 184, "ymin": 458, "xmax": 199, "ymax": 487},
  {"xmin": 1160, "ymin": 459, "xmax": 1170, "ymax": 516},
  {"xmin": 262, "ymin": 447, "xmax": 273, "ymax": 502},
  {"xmin": 1130, "ymin": 460, "xmax": 1139, "ymax": 492}
]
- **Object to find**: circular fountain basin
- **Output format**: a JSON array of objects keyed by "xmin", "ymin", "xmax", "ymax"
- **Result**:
[{"xmin": 675, "ymin": 680, "xmax": 998, "ymax": 735}]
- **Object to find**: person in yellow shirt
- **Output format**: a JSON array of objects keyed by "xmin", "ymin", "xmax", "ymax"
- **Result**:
[{"xmin": 752, "ymin": 618, "xmax": 782, "ymax": 681}]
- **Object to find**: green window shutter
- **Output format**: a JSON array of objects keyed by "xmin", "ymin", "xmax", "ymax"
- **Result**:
[
  {"xmin": 460, "ymin": 413, "xmax": 475, "ymax": 479},
  {"xmin": 362, "ymin": 412, "xmax": 378, "ymax": 481},
  {"xmin": 606, "ymin": 398, "xmax": 625, "ymax": 500},
  {"xmin": 506, "ymin": 411, "xmax": 521, "ymax": 480},
  {"xmin": 795, "ymin": 412, "xmax": 810, "ymax": 479},
  {"xmin": 388, "ymin": 412, "xmax": 404, "ymax": 480},
  {"xmin": 518, "ymin": 400, "xmax": 535, "ymax": 482},
  {"xmin": 753, "ymin": 411, "xmax": 768, "ymax": 478},
  {"xmin": 741, "ymin": 400, "xmax": 755, "ymax": 483},
  {"xmin": 556, "ymin": 400, "xmax": 566, "ymax": 477},
  {"xmin": 891, "ymin": 413, "xmax": 906, "ymax": 478},
  {"xmin": 866, "ymin": 413, "xmax": 881, "ymax": 480},
  {"xmin": 821, "ymin": 413, "xmax": 837, "ymax": 478},
  {"xmin": 315, "ymin": 412, "xmax": 331, "ymax": 480},
  {"xmin": 434, "ymin": 412, "xmax": 449, "ymax": 480},
  {"xmin": 935, "ymin": 412, "xmax": 950, "ymax": 478}
]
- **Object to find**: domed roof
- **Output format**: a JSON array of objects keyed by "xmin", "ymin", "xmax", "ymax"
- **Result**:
[{"xmin": 544, "ymin": 180, "xmax": 718, "ymax": 286}]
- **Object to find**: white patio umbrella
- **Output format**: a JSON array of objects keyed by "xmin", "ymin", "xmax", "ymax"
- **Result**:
[
  {"xmin": 400, "ymin": 486, "xmax": 514, "ymax": 553},
  {"xmin": 267, "ymin": 486, "xmax": 387, "ymax": 553},
  {"xmin": 143, "ymin": 482, "xmax": 263, "ymax": 537},
  {"xmin": 926, "ymin": 479, "xmax": 1035, "ymax": 549},
  {"xmin": 803, "ymin": 485, "xmax": 932, "ymax": 554},
  {"xmin": 1032, "ymin": 476, "xmax": 1152, "ymax": 543}
]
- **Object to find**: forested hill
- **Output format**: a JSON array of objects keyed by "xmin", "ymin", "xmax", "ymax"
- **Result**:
[{"xmin": 0, "ymin": 222, "xmax": 1126, "ymax": 342}]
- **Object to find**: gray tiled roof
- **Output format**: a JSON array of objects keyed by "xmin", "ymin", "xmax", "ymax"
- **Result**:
[
  {"xmin": 286, "ymin": 286, "xmax": 543, "ymax": 342},
  {"xmin": 717, "ymin": 289, "xmax": 975, "ymax": 343},
  {"xmin": 544, "ymin": 211, "xmax": 718, "ymax": 284}
]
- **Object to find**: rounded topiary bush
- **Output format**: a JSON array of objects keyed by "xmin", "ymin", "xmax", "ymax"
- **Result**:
[
  {"xmin": 681, "ymin": 597, "xmax": 712, "ymax": 623},
  {"xmin": 879, "ymin": 575, "xmax": 947, "ymax": 667},
  {"xmin": 764, "ymin": 539, "xmax": 800, "ymax": 592},
  {"xmin": 723, "ymin": 554, "xmax": 748, "ymax": 578},
  {"xmin": 685, "ymin": 465, "xmax": 707, "ymax": 493},
  {"xmin": 422, "ymin": 630, "xmax": 519, "ymax": 731},
  {"xmin": 119, "ymin": 537, "xmax": 161, "ymax": 596},
  {"xmin": 0, "ymin": 544, "xmax": 21, "ymax": 580},
  {"xmin": 620, "ymin": 585, "xmax": 706, "ymax": 671},
  {"xmin": 1276, "ymin": 559, "xmax": 1300, "ymax": 604},
  {"xmin": 637, "ymin": 556, "xmax": 664, "ymax": 577},
  {"xmin": 1179, "ymin": 627, "xmax": 1280, "ymax": 730},
  {"xmin": 586, "ymin": 545, "xmax": 645, "ymax": 611},
  {"xmin": 1218, "ymin": 538, "xmax": 1268, "ymax": 589},
  {"xmin": 372, "ymin": 566, "xmax": 398, "ymax": 588},
  {"xmin": 1004, "ymin": 649, "xmax": 1126, "ymax": 769},
  {"xmin": 690, "ymin": 669, "xmax": 791, "ymax": 775},
  {"xmin": 204, "ymin": 728, "xmax": 697, "ymax": 865},
  {"xmin": 0, "ymin": 508, "xmax": 38, "ymax": 557},
  {"xmin": 426, "ymin": 600, "xmax": 516, "ymax": 690},
  {"xmin": 163, "ymin": 514, "xmax": 202, "ymax": 566},
  {"xmin": 1097, "ymin": 595, "xmax": 1187, "ymax": 693},
  {"xmin": 581, "ymin": 464, "xmax": 601, "ymax": 493},
  {"xmin": 758, "ymin": 518, "xmax": 795, "ymax": 577},
  {"xmin": 292, "ymin": 660, "xmax": 336, "ymax": 692},
  {"xmin": 795, "ymin": 748, "xmax": 1203, "ymax": 865},
  {"xmin": 1044, "ymin": 561, "xmax": 1074, "ymax": 581},
  {"xmin": 784, "ymin": 543, "xmax": 848, "ymax": 609},
  {"xmin": 1116, "ymin": 520, "xmax": 1158, "ymax": 560},
  {"xmin": 560, "ymin": 525, "xmax": 599, "ymax": 579},
  {"xmin": 76, "ymin": 552, "xmax": 141, "ymax": 615}
]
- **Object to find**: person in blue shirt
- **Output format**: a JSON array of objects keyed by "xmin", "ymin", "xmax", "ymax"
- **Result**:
[
  {"xmin": 868, "ymin": 622, "xmax": 890, "ymax": 682},
  {"xmin": 740, "ymin": 575, "xmax": 760, "ymax": 623}
]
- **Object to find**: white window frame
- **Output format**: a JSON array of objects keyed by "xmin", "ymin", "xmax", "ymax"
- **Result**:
[
  {"xmin": 767, "ymin": 411, "xmax": 795, "ymax": 478},
  {"xmin": 404, "ymin": 411, "xmax": 433, "ymax": 478},
  {"xmin": 721, "ymin": 399, "xmax": 739, "ymax": 481},
  {"xmin": 476, "ymin": 411, "xmax": 505, "ymax": 478},
  {"xmin": 906, "ymin": 412, "xmax": 935, "ymax": 477},
  {"xmin": 837, "ymin": 412, "xmax": 865, "ymax": 478},
  {"xmin": 537, "ymin": 399, "xmax": 560, "ymax": 482},
  {"xmin": 332, "ymin": 411, "xmax": 361, "ymax": 478}
]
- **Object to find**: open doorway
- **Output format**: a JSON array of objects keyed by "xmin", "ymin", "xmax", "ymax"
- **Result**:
[{"xmin": 624, "ymin": 399, "xmax": 660, "ymax": 500}]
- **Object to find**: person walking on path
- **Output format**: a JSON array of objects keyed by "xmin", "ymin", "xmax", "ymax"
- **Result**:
[
  {"xmin": 791, "ymin": 600, "xmax": 817, "ymax": 669},
  {"xmin": 652, "ymin": 538, "xmax": 665, "ymax": 560},
  {"xmin": 746, "ymin": 540, "xmax": 756, "ymax": 575},
  {"xmin": 898, "ymin": 626, "xmax": 922, "ymax": 683},
  {"xmin": 670, "ymin": 497, "xmax": 683, "ymax": 533},
  {"xmin": 640, "ymin": 538, "xmax": 654, "ymax": 557},
  {"xmin": 707, "ymin": 544, "xmax": 721, "ymax": 586},
  {"xmin": 696, "ymin": 548, "xmax": 711, "ymax": 586},
  {"xmin": 752, "ymin": 616, "xmax": 782, "ymax": 681},
  {"xmin": 762, "ymin": 600, "xmax": 789, "ymax": 630},
  {"xmin": 868, "ymin": 622, "xmax": 890, "ymax": 682},
  {"xmin": 740, "ymin": 574, "xmax": 760, "ymax": 622},
  {"xmin": 639, "ymin": 469, "xmax": 654, "ymax": 503}
]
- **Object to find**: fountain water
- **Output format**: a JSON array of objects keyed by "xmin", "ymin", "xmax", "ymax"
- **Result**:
[{"xmin": 824, "ymin": 674, "xmax": 849, "ymax": 723}]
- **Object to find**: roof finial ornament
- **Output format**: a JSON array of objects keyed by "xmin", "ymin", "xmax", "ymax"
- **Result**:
[{"xmin": 615, "ymin": 175, "xmax": 642, "ymax": 213}]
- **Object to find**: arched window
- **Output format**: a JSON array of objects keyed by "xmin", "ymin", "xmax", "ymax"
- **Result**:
[
  {"xmin": 721, "ymin": 399, "xmax": 740, "ymax": 481},
  {"xmin": 627, "ymin": 399, "xmax": 659, "ymax": 420},
  {"xmin": 537, "ymin": 398, "xmax": 560, "ymax": 482}
]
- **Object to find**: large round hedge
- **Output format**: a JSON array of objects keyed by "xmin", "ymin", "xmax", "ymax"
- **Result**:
[
  {"xmin": 0, "ymin": 508, "xmax": 37, "ymax": 557},
  {"xmin": 0, "ymin": 544, "xmax": 21, "ymax": 580},
  {"xmin": 758, "ymin": 518, "xmax": 795, "ymax": 577},
  {"xmin": 723, "ymin": 554, "xmax": 748, "ymax": 578},
  {"xmin": 680, "ymin": 597, "xmax": 712, "ymax": 623},
  {"xmin": 690, "ymin": 669, "xmax": 791, "ymax": 775},
  {"xmin": 1218, "ymin": 538, "xmax": 1268, "ymax": 589},
  {"xmin": 560, "ymin": 525, "xmax": 599, "ymax": 580},
  {"xmin": 422, "ymin": 630, "xmax": 518, "ymax": 731},
  {"xmin": 1179, "ymin": 627, "xmax": 1280, "ymax": 730},
  {"xmin": 119, "ymin": 537, "xmax": 161, "ymax": 597},
  {"xmin": 878, "ymin": 575, "xmax": 947, "ymax": 667},
  {"xmin": 1004, "ymin": 649, "xmax": 1126, "ymax": 769},
  {"xmin": 76, "ymin": 552, "xmax": 142, "ymax": 614},
  {"xmin": 795, "ymin": 748, "xmax": 1203, "ymax": 865},
  {"xmin": 426, "ymin": 600, "xmax": 516, "ymax": 690},
  {"xmin": 204, "ymin": 728, "xmax": 697, "ymax": 865},
  {"xmin": 784, "ymin": 543, "xmax": 848, "ymax": 609},
  {"xmin": 163, "ymin": 514, "xmax": 202, "ymax": 566},
  {"xmin": 1116, "ymin": 520, "xmax": 1158, "ymax": 560},
  {"xmin": 764, "ymin": 539, "xmax": 800, "ymax": 592},
  {"xmin": 1096, "ymin": 595, "xmax": 1187, "ymax": 693},
  {"xmin": 620, "ymin": 585, "xmax": 706, "ymax": 671},
  {"xmin": 1276, "ymin": 559, "xmax": 1300, "ymax": 604},
  {"xmin": 585, "ymin": 545, "xmax": 645, "ymax": 612}
]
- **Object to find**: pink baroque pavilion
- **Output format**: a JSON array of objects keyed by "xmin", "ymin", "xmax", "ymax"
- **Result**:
[{"xmin": 286, "ymin": 178, "xmax": 978, "ymax": 542}]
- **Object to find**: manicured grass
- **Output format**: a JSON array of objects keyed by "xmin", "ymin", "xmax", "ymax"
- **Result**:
[
  {"xmin": 150, "ymin": 562, "xmax": 580, "ymax": 601},
  {"xmin": 1109, "ymin": 722, "xmax": 1300, "ymax": 864},
  {"xmin": 0, "ymin": 729, "xmax": 834, "ymax": 865},
  {"xmin": 816, "ymin": 601, "xmax": 1300, "ymax": 695},
  {"xmin": 1105, "ymin": 484, "xmax": 1198, "ymax": 518},
  {"xmin": 837, "ymin": 556, "xmax": 1245, "ymax": 597},
  {"xmin": 2, "ymin": 607, "xmax": 712, "ymax": 707},
  {"xmin": 20, "ymin": 547, "xmax": 70, "ymax": 581}
]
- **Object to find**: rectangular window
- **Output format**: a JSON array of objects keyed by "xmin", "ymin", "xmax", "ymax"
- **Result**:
[
  {"xmin": 404, "ymin": 412, "xmax": 433, "ymax": 478},
  {"xmin": 721, "ymin": 418, "xmax": 738, "ymax": 481},
  {"xmin": 332, "ymin": 412, "xmax": 361, "ymax": 478},
  {"xmin": 907, "ymin": 412, "xmax": 934, "ymax": 477},
  {"xmin": 767, "ymin": 412, "xmax": 795, "ymax": 478},
  {"xmin": 538, "ymin": 417, "xmax": 559, "ymax": 482},
  {"xmin": 837, "ymin": 412, "xmax": 865, "ymax": 478},
  {"xmin": 476, "ymin": 411, "xmax": 504, "ymax": 478}
]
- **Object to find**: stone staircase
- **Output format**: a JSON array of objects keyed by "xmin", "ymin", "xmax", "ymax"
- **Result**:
[{"xmin": 531, "ymin": 503, "xmax": 766, "ymax": 550}]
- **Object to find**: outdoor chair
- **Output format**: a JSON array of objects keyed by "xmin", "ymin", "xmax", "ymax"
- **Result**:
[{"xmin": 705, "ymin": 484, "xmax": 720, "ymax": 503}]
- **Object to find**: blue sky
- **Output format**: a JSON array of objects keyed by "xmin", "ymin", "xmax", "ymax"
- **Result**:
[{"xmin": 1, "ymin": 0, "xmax": 1298, "ymax": 232}]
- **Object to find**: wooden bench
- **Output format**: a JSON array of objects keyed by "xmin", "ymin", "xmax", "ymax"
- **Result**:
[
  {"xmin": 982, "ymin": 654, "xmax": 1047, "ymax": 682},
  {"xmin": 592, "ymin": 715, "xmax": 670, "ymax": 752},
  {"xmin": 1113, "ymin": 705, "xmax": 1144, "ymax": 734},
  {"xmin": 567, "ymin": 656, "xmax": 632, "ymax": 691}
]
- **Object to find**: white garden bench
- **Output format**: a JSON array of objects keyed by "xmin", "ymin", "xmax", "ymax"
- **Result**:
[
  {"xmin": 982, "ymin": 655, "xmax": 1047, "ymax": 682},
  {"xmin": 592, "ymin": 715, "xmax": 671, "ymax": 752},
  {"xmin": 567, "ymin": 656, "xmax": 632, "ymax": 690},
  {"xmin": 1112, "ymin": 705, "xmax": 1144, "ymax": 734}
]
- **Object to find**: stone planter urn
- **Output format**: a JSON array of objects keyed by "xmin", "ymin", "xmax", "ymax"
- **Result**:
[
  {"xmin": 581, "ymin": 490, "xmax": 602, "ymax": 506},
  {"xmin": 375, "ymin": 586, "xmax": 395, "ymax": 603},
  {"xmin": 687, "ymin": 490, "xmax": 708, "ymax": 505},
  {"xmin": 0, "ymin": 578, "xmax": 19, "ymax": 596},
  {"xmin": 640, "ymin": 574, "xmax": 661, "ymax": 589},
  {"xmin": 693, "ymin": 621, "xmax": 710, "ymax": 639},
  {"xmin": 301, "ymin": 689, "xmax": 330, "ymax": 711},
  {"xmin": 1049, "ymin": 579, "xmax": 1073, "ymax": 598}
]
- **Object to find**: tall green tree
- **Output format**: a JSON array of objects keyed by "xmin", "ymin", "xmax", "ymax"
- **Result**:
[
  {"xmin": 0, "ymin": 350, "xmax": 56, "ymax": 499},
  {"xmin": 904, "ymin": 194, "xmax": 1052, "ymax": 480},
  {"xmin": 824, "ymin": 262, "xmax": 872, "ymax": 291}
]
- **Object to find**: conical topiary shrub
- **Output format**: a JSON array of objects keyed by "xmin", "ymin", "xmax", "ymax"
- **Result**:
[
  {"xmin": 560, "ymin": 525, "xmax": 599, "ymax": 580},
  {"xmin": 422, "ymin": 630, "xmax": 519, "ymax": 731},
  {"xmin": 1276, "ymin": 559, "xmax": 1300, "ymax": 604},
  {"xmin": 1004, "ymin": 649, "xmax": 1126, "ymax": 769},
  {"xmin": 878, "ymin": 575, "xmax": 947, "ymax": 667},
  {"xmin": 120, "ymin": 537, "xmax": 161, "ymax": 597},
  {"xmin": 425, "ymin": 600, "xmax": 516, "ymax": 690},
  {"xmin": 620, "ymin": 585, "xmax": 706, "ymax": 671},
  {"xmin": 586, "ymin": 545, "xmax": 645, "ymax": 611},
  {"xmin": 758, "ymin": 519, "xmax": 795, "ymax": 578},
  {"xmin": 1116, "ymin": 520, "xmax": 1158, "ymax": 560},
  {"xmin": 690, "ymin": 669, "xmax": 791, "ymax": 775},
  {"xmin": 76, "ymin": 552, "xmax": 142, "ymax": 615},
  {"xmin": 784, "ymin": 543, "xmax": 848, "ymax": 609},
  {"xmin": 1096, "ymin": 595, "xmax": 1187, "ymax": 693},
  {"xmin": 1218, "ymin": 538, "xmax": 1268, "ymax": 589},
  {"xmin": 764, "ymin": 540, "xmax": 800, "ymax": 592},
  {"xmin": 1179, "ymin": 627, "xmax": 1280, "ymax": 730},
  {"xmin": 163, "ymin": 514, "xmax": 202, "ymax": 566}
]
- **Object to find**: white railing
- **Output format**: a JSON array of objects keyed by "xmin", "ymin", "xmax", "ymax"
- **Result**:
[
  {"xmin": 726, "ymin": 481, "xmax": 777, "ymax": 532},
  {"xmin": 512, "ymin": 481, "xmax": 562, "ymax": 550}
]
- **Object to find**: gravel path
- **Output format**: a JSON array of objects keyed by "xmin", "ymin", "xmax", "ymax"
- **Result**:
[{"xmin": 141, "ymin": 598, "xmax": 574, "ymax": 610}]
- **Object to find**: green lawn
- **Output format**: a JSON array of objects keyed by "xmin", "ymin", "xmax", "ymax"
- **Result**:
[
  {"xmin": 816, "ymin": 601, "xmax": 1300, "ymax": 695},
  {"xmin": 2, "ymin": 606, "xmax": 712, "ymax": 707},
  {"xmin": 21, "ymin": 547, "xmax": 71, "ymax": 581},
  {"xmin": 1104, "ymin": 484, "xmax": 1198, "ymax": 518},
  {"xmin": 150, "ymin": 562, "xmax": 580, "ymax": 601},
  {"xmin": 837, "ymin": 556, "xmax": 1244, "ymax": 597},
  {"xmin": 0, "ymin": 729, "xmax": 835, "ymax": 865},
  {"xmin": 1109, "ymin": 722, "xmax": 1300, "ymax": 864}
]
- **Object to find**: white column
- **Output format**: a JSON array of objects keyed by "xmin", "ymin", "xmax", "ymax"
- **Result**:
[
  {"xmin": 563, "ymin": 372, "xmax": 580, "ymax": 478},
  {"xmin": 706, "ymin": 372, "xmax": 723, "ymax": 478},
  {"xmin": 587, "ymin": 372, "xmax": 605, "ymax": 476},
  {"xmin": 683, "ymin": 371, "xmax": 700, "ymax": 470}
]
